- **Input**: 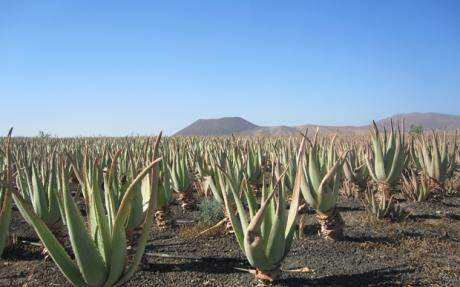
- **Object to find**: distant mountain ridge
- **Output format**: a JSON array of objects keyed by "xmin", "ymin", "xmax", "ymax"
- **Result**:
[
  {"xmin": 377, "ymin": 113, "xmax": 460, "ymax": 130},
  {"xmin": 174, "ymin": 113, "xmax": 460, "ymax": 136}
]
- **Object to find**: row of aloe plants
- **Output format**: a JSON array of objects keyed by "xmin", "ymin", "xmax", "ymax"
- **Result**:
[{"xmin": 0, "ymin": 123, "xmax": 458, "ymax": 286}]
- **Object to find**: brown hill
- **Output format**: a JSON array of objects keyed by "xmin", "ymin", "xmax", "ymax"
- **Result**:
[
  {"xmin": 175, "ymin": 113, "xmax": 460, "ymax": 136},
  {"xmin": 174, "ymin": 117, "xmax": 259, "ymax": 136}
]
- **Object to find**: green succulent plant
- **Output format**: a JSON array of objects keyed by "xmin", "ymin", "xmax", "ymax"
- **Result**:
[
  {"xmin": 362, "ymin": 187, "xmax": 408, "ymax": 221},
  {"xmin": 365, "ymin": 121, "xmax": 406, "ymax": 194},
  {"xmin": 15, "ymin": 152, "xmax": 63, "ymax": 226},
  {"xmin": 244, "ymin": 144, "xmax": 263, "ymax": 189},
  {"xmin": 154, "ymin": 159, "xmax": 174, "ymax": 229},
  {"xmin": 300, "ymin": 131, "xmax": 349, "ymax": 240},
  {"xmin": 220, "ymin": 138, "xmax": 305, "ymax": 284},
  {"xmin": 341, "ymin": 145, "xmax": 368, "ymax": 197},
  {"xmin": 168, "ymin": 152, "xmax": 195, "ymax": 210},
  {"xmin": 12, "ymin": 137, "xmax": 162, "ymax": 287},
  {"xmin": 401, "ymin": 171, "xmax": 431, "ymax": 202},
  {"xmin": 0, "ymin": 128, "xmax": 13, "ymax": 256},
  {"xmin": 413, "ymin": 131, "xmax": 457, "ymax": 191}
]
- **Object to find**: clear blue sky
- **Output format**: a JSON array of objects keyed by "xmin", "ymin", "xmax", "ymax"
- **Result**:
[{"xmin": 1, "ymin": 0, "xmax": 459, "ymax": 136}]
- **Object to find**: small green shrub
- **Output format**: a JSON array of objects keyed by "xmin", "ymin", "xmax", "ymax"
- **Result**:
[{"xmin": 198, "ymin": 198, "xmax": 224, "ymax": 226}]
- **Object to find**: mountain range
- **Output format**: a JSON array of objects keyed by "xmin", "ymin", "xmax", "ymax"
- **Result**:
[{"xmin": 174, "ymin": 112, "xmax": 460, "ymax": 136}]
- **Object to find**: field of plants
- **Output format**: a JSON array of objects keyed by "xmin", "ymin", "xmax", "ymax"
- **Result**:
[{"xmin": 0, "ymin": 122, "xmax": 459, "ymax": 286}]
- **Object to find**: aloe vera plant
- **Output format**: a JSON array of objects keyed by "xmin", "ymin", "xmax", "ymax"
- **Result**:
[
  {"xmin": 207, "ymin": 172, "xmax": 224, "ymax": 207},
  {"xmin": 15, "ymin": 152, "xmax": 63, "ymax": 226},
  {"xmin": 154, "ymin": 159, "xmax": 174, "ymax": 229},
  {"xmin": 300, "ymin": 131, "xmax": 349, "ymax": 240},
  {"xmin": 168, "ymin": 152, "xmax": 196, "ymax": 210},
  {"xmin": 341, "ymin": 145, "xmax": 368, "ymax": 197},
  {"xmin": 362, "ymin": 187, "xmax": 407, "ymax": 220},
  {"xmin": 0, "ymin": 128, "xmax": 13, "ymax": 256},
  {"xmin": 193, "ymin": 145, "xmax": 213, "ymax": 197},
  {"xmin": 401, "ymin": 171, "xmax": 431, "ymax": 202},
  {"xmin": 413, "ymin": 131, "xmax": 458, "ymax": 191},
  {"xmin": 365, "ymin": 121, "xmax": 406, "ymax": 194},
  {"xmin": 279, "ymin": 145, "xmax": 298, "ymax": 192},
  {"xmin": 11, "ymin": 136, "xmax": 162, "ymax": 287},
  {"xmin": 211, "ymin": 150, "xmax": 246, "ymax": 231},
  {"xmin": 221, "ymin": 138, "xmax": 305, "ymax": 284},
  {"xmin": 101, "ymin": 149, "xmax": 146, "ymax": 232},
  {"xmin": 244, "ymin": 144, "xmax": 263, "ymax": 190}
]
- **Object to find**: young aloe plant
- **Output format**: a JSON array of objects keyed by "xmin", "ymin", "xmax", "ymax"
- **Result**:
[
  {"xmin": 221, "ymin": 139, "xmax": 305, "ymax": 284},
  {"xmin": 401, "ymin": 170, "xmax": 431, "ymax": 202},
  {"xmin": 154, "ymin": 159, "xmax": 174, "ymax": 229},
  {"xmin": 15, "ymin": 152, "xmax": 63, "ymax": 226},
  {"xmin": 365, "ymin": 120, "xmax": 406, "ymax": 194},
  {"xmin": 300, "ymin": 131, "xmax": 349, "ymax": 240},
  {"xmin": 413, "ymin": 131, "xmax": 458, "ymax": 191},
  {"xmin": 0, "ymin": 128, "xmax": 13, "ymax": 257},
  {"xmin": 279, "ymin": 146, "xmax": 298, "ymax": 192},
  {"xmin": 205, "ymin": 151, "xmax": 226, "ymax": 208},
  {"xmin": 102, "ymin": 149, "xmax": 146, "ymax": 232},
  {"xmin": 193, "ymin": 146, "xmax": 213, "ymax": 197},
  {"xmin": 12, "ymin": 137, "xmax": 162, "ymax": 287},
  {"xmin": 362, "ymin": 187, "xmax": 407, "ymax": 220},
  {"xmin": 168, "ymin": 152, "xmax": 196, "ymax": 210},
  {"xmin": 341, "ymin": 145, "xmax": 368, "ymax": 197},
  {"xmin": 244, "ymin": 144, "xmax": 263, "ymax": 190},
  {"xmin": 209, "ymin": 150, "xmax": 247, "ymax": 232}
]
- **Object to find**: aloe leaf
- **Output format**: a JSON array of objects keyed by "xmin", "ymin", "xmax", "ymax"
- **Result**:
[
  {"xmin": 318, "ymin": 150, "xmax": 349, "ymax": 195},
  {"xmin": 219, "ymin": 167, "xmax": 249, "ymax": 233},
  {"xmin": 115, "ymin": 134, "xmax": 162, "ymax": 286},
  {"xmin": 103, "ymin": 174, "xmax": 117, "ymax": 233},
  {"xmin": 62, "ymin": 167, "xmax": 108, "ymax": 286},
  {"xmin": 220, "ymin": 170, "xmax": 245, "ymax": 250},
  {"xmin": 0, "ymin": 140, "xmax": 13, "ymax": 256},
  {"xmin": 261, "ymin": 178, "xmax": 272, "ymax": 242},
  {"xmin": 126, "ymin": 183, "xmax": 144, "ymax": 230},
  {"xmin": 266, "ymin": 182, "xmax": 286, "ymax": 266},
  {"xmin": 12, "ymin": 189, "xmax": 87, "ymax": 287},
  {"xmin": 243, "ymin": 177, "xmax": 257, "ymax": 220},
  {"xmin": 88, "ymin": 174, "xmax": 112, "ymax": 266},
  {"xmin": 386, "ymin": 131, "xmax": 404, "ymax": 184},
  {"xmin": 365, "ymin": 156, "xmax": 378, "ymax": 182},
  {"xmin": 285, "ymin": 140, "xmax": 306, "ymax": 239},
  {"xmin": 46, "ymin": 158, "xmax": 61, "ymax": 225},
  {"xmin": 371, "ymin": 122, "xmax": 386, "ymax": 180},
  {"xmin": 208, "ymin": 176, "xmax": 224, "ymax": 206},
  {"xmin": 243, "ymin": 232, "xmax": 276, "ymax": 271},
  {"xmin": 105, "ymin": 157, "xmax": 161, "ymax": 286},
  {"xmin": 243, "ymin": 184, "xmax": 277, "ymax": 270},
  {"xmin": 31, "ymin": 164, "xmax": 48, "ymax": 221},
  {"xmin": 308, "ymin": 145, "xmax": 321, "ymax": 192},
  {"xmin": 432, "ymin": 132, "xmax": 441, "ymax": 180},
  {"xmin": 301, "ymin": 161, "xmax": 320, "ymax": 209}
]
